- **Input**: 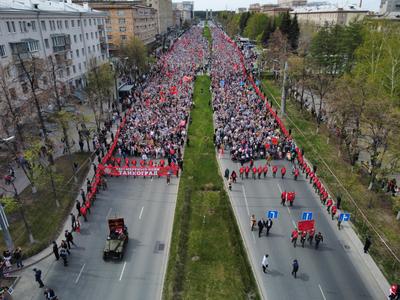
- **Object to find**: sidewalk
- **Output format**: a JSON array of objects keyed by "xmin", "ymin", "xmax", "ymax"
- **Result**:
[{"xmin": 3, "ymin": 105, "xmax": 121, "ymax": 299}]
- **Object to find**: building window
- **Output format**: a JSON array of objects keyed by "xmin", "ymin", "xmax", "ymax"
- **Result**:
[
  {"xmin": 97, "ymin": 44, "xmax": 100, "ymax": 51},
  {"xmin": 73, "ymin": 65, "xmax": 76, "ymax": 73},
  {"xmin": 92, "ymin": 45, "xmax": 95, "ymax": 52},
  {"xmin": 119, "ymin": 27, "xmax": 126, "ymax": 32},
  {"xmin": 0, "ymin": 45, "xmax": 6, "ymax": 57},
  {"xmin": 71, "ymin": 20, "xmax": 75, "ymax": 27},
  {"xmin": 119, "ymin": 18, "xmax": 126, "ymax": 25},
  {"xmin": 66, "ymin": 67, "xmax": 70, "ymax": 76},
  {"xmin": 50, "ymin": 20, "xmax": 55, "ymax": 31},
  {"xmin": 41, "ymin": 20, "xmax": 46, "ymax": 31},
  {"xmin": 95, "ymin": 32, "xmax": 98, "ymax": 39},
  {"xmin": 27, "ymin": 40, "xmax": 39, "ymax": 52},
  {"xmin": 70, "ymin": 51, "xmax": 73, "ymax": 58},
  {"xmin": 84, "ymin": 19, "xmax": 87, "ymax": 27},
  {"xmin": 120, "ymin": 35, "xmax": 127, "ymax": 41},
  {"xmin": 91, "ymin": 32, "xmax": 94, "ymax": 39},
  {"xmin": 74, "ymin": 35, "xmax": 77, "ymax": 43},
  {"xmin": 88, "ymin": 46, "xmax": 90, "ymax": 53},
  {"xmin": 105, "ymin": 18, "xmax": 110, "ymax": 24},
  {"xmin": 89, "ymin": 19, "xmax": 92, "ymax": 26},
  {"xmin": 78, "ymin": 62, "xmax": 81, "ymax": 71},
  {"xmin": 79, "ymin": 34, "xmax": 82, "ymax": 42},
  {"xmin": 82, "ymin": 48, "xmax": 85, "ymax": 55},
  {"xmin": 78, "ymin": 20, "xmax": 81, "ymax": 27},
  {"xmin": 107, "ymin": 35, "xmax": 112, "ymax": 40},
  {"xmin": 86, "ymin": 33, "xmax": 89, "ymax": 40},
  {"xmin": 7, "ymin": 21, "xmax": 16, "ymax": 33},
  {"xmin": 31, "ymin": 21, "xmax": 37, "ymax": 32},
  {"xmin": 117, "ymin": 10, "xmax": 125, "ymax": 16},
  {"xmin": 76, "ymin": 49, "xmax": 79, "ymax": 57},
  {"xmin": 44, "ymin": 39, "xmax": 49, "ymax": 48},
  {"xmin": 65, "ymin": 20, "xmax": 69, "ymax": 29},
  {"xmin": 57, "ymin": 20, "xmax": 62, "ymax": 29}
]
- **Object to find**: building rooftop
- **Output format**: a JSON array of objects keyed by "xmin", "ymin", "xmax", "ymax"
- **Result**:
[
  {"xmin": 0, "ymin": 0, "xmax": 104, "ymax": 14},
  {"xmin": 291, "ymin": 3, "xmax": 369, "ymax": 13}
]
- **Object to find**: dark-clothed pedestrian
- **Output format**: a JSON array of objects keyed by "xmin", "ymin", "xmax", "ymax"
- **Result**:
[
  {"xmin": 261, "ymin": 254, "xmax": 269, "ymax": 273},
  {"xmin": 13, "ymin": 247, "xmax": 23, "ymax": 268},
  {"xmin": 257, "ymin": 219, "xmax": 264, "ymax": 238},
  {"xmin": 364, "ymin": 236, "xmax": 372, "ymax": 253},
  {"xmin": 65, "ymin": 230, "xmax": 76, "ymax": 248},
  {"xmin": 60, "ymin": 240, "xmax": 70, "ymax": 255},
  {"xmin": 33, "ymin": 268, "xmax": 44, "ymax": 288},
  {"xmin": 52, "ymin": 241, "xmax": 59, "ymax": 260},
  {"xmin": 70, "ymin": 213, "xmax": 76, "ymax": 231},
  {"xmin": 59, "ymin": 248, "xmax": 68, "ymax": 267},
  {"xmin": 336, "ymin": 195, "xmax": 342, "ymax": 210},
  {"xmin": 79, "ymin": 139, "xmax": 84, "ymax": 152},
  {"xmin": 264, "ymin": 218, "xmax": 273, "ymax": 236},
  {"xmin": 291, "ymin": 259, "xmax": 299, "ymax": 278},
  {"xmin": 315, "ymin": 232, "xmax": 324, "ymax": 249},
  {"xmin": 80, "ymin": 189, "xmax": 86, "ymax": 203}
]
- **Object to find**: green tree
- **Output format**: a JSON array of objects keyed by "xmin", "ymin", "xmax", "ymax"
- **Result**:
[
  {"xmin": 280, "ymin": 11, "xmax": 291, "ymax": 36},
  {"xmin": 288, "ymin": 14, "xmax": 300, "ymax": 50},
  {"xmin": 244, "ymin": 13, "xmax": 269, "ymax": 40},
  {"xmin": 120, "ymin": 36, "xmax": 149, "ymax": 80},
  {"xmin": 239, "ymin": 12, "xmax": 251, "ymax": 34}
]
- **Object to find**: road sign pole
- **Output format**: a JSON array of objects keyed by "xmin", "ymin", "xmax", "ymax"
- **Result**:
[{"xmin": 0, "ymin": 205, "xmax": 13, "ymax": 250}]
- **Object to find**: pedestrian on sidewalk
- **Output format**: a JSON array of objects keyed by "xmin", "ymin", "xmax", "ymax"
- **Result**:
[
  {"xmin": 257, "ymin": 219, "xmax": 264, "ymax": 238},
  {"xmin": 74, "ymin": 218, "xmax": 81, "ymax": 233},
  {"xmin": 33, "ymin": 268, "xmax": 44, "ymax": 288},
  {"xmin": 76, "ymin": 200, "xmax": 81, "ymax": 217},
  {"xmin": 59, "ymin": 247, "xmax": 68, "ymax": 267},
  {"xmin": 261, "ymin": 254, "xmax": 269, "ymax": 273},
  {"xmin": 86, "ymin": 178, "xmax": 91, "ymax": 193},
  {"xmin": 250, "ymin": 214, "xmax": 256, "ymax": 231},
  {"xmin": 52, "ymin": 241, "xmax": 59, "ymax": 261},
  {"xmin": 80, "ymin": 189, "xmax": 86, "ymax": 203},
  {"xmin": 80, "ymin": 206, "xmax": 88, "ymax": 222},
  {"xmin": 70, "ymin": 213, "xmax": 76, "ymax": 231},
  {"xmin": 79, "ymin": 139, "xmax": 84, "ymax": 152},
  {"xmin": 13, "ymin": 247, "xmax": 23, "ymax": 268},
  {"xmin": 291, "ymin": 259, "xmax": 299, "ymax": 278},
  {"xmin": 60, "ymin": 240, "xmax": 70, "ymax": 255},
  {"xmin": 65, "ymin": 230, "xmax": 76, "ymax": 248},
  {"xmin": 364, "ymin": 235, "xmax": 372, "ymax": 253},
  {"xmin": 264, "ymin": 218, "xmax": 273, "ymax": 236},
  {"xmin": 92, "ymin": 163, "xmax": 97, "ymax": 174}
]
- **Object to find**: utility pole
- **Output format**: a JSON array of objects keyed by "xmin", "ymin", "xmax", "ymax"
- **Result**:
[
  {"xmin": 0, "ymin": 204, "xmax": 13, "ymax": 250},
  {"xmin": 281, "ymin": 61, "xmax": 288, "ymax": 117}
]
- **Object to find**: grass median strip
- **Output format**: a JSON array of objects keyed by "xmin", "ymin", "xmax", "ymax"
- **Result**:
[
  {"xmin": 163, "ymin": 75, "xmax": 260, "ymax": 299},
  {"xmin": 260, "ymin": 78, "xmax": 400, "ymax": 282}
]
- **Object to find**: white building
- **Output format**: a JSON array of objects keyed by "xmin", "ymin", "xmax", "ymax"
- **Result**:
[
  {"xmin": 0, "ymin": 0, "xmax": 109, "ymax": 106},
  {"xmin": 380, "ymin": 0, "xmax": 400, "ymax": 15},
  {"xmin": 291, "ymin": 4, "xmax": 369, "ymax": 26},
  {"xmin": 173, "ymin": 1, "xmax": 193, "ymax": 22},
  {"xmin": 146, "ymin": 0, "xmax": 173, "ymax": 34}
]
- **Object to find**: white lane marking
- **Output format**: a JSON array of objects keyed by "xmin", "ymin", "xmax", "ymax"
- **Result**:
[
  {"xmin": 119, "ymin": 262, "xmax": 127, "ymax": 281},
  {"xmin": 241, "ymin": 185, "xmax": 250, "ymax": 217},
  {"xmin": 277, "ymin": 183, "xmax": 282, "ymax": 193},
  {"xmin": 139, "ymin": 206, "xmax": 144, "ymax": 220},
  {"xmin": 106, "ymin": 208, "xmax": 112, "ymax": 219},
  {"xmin": 75, "ymin": 263, "xmax": 86, "ymax": 283},
  {"xmin": 318, "ymin": 284, "xmax": 327, "ymax": 300}
]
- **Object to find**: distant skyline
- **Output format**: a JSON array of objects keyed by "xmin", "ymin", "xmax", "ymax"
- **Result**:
[{"xmin": 172, "ymin": 0, "xmax": 380, "ymax": 12}]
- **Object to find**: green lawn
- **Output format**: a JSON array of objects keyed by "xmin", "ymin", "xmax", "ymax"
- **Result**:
[
  {"xmin": 163, "ymin": 76, "xmax": 260, "ymax": 299},
  {"xmin": 261, "ymin": 78, "xmax": 400, "ymax": 282},
  {"xmin": 0, "ymin": 152, "xmax": 90, "ymax": 257}
]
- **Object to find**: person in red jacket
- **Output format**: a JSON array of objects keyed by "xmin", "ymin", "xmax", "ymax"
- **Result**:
[
  {"xmin": 321, "ymin": 191, "xmax": 328, "ymax": 205},
  {"xmin": 326, "ymin": 198, "xmax": 333, "ymax": 213},
  {"xmin": 252, "ymin": 166, "xmax": 257, "ymax": 180},
  {"xmin": 80, "ymin": 206, "xmax": 87, "ymax": 222},
  {"xmin": 287, "ymin": 192, "xmax": 295, "ymax": 206},
  {"xmin": 245, "ymin": 166, "xmax": 250, "ymax": 179},
  {"xmin": 291, "ymin": 229, "xmax": 299, "ymax": 247},
  {"xmin": 263, "ymin": 165, "xmax": 268, "ymax": 178},
  {"xmin": 281, "ymin": 167, "xmax": 286, "ymax": 179},
  {"xmin": 281, "ymin": 191, "xmax": 287, "ymax": 206},
  {"xmin": 257, "ymin": 166, "xmax": 262, "ymax": 179},
  {"xmin": 331, "ymin": 205, "xmax": 337, "ymax": 220},
  {"xmin": 239, "ymin": 166, "xmax": 244, "ymax": 180},
  {"xmin": 131, "ymin": 159, "xmax": 137, "ymax": 167},
  {"xmin": 309, "ymin": 172, "xmax": 314, "ymax": 184},
  {"xmin": 305, "ymin": 166, "xmax": 311, "ymax": 178},
  {"xmin": 272, "ymin": 166, "xmax": 278, "ymax": 178},
  {"xmin": 294, "ymin": 168, "xmax": 299, "ymax": 180}
]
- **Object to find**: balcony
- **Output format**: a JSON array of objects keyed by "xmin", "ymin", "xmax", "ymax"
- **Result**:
[
  {"xmin": 98, "ymin": 24, "xmax": 104, "ymax": 30},
  {"xmin": 51, "ymin": 34, "xmax": 71, "ymax": 53},
  {"xmin": 10, "ymin": 39, "xmax": 40, "ymax": 61}
]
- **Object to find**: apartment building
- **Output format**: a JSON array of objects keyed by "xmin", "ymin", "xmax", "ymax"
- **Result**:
[
  {"xmin": 0, "ymin": 0, "xmax": 108, "ymax": 107},
  {"xmin": 146, "ymin": 0, "xmax": 173, "ymax": 34},
  {"xmin": 291, "ymin": 4, "xmax": 368, "ymax": 26},
  {"xmin": 173, "ymin": 1, "xmax": 194, "ymax": 23},
  {"xmin": 78, "ymin": 1, "xmax": 158, "ymax": 52}
]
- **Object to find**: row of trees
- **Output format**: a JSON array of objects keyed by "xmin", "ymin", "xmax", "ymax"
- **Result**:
[
  {"xmin": 216, "ymin": 11, "xmax": 300, "ymax": 50},
  {"xmin": 265, "ymin": 20, "xmax": 400, "ymax": 190}
]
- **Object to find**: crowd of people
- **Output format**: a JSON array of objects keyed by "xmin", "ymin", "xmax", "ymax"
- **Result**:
[
  {"xmin": 114, "ymin": 27, "xmax": 208, "ymax": 163},
  {"xmin": 210, "ymin": 29, "xmax": 296, "ymax": 163}
]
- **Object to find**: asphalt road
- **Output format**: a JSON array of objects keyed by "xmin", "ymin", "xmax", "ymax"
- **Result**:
[
  {"xmin": 32, "ymin": 175, "xmax": 178, "ymax": 300},
  {"xmin": 218, "ymin": 156, "xmax": 386, "ymax": 300}
]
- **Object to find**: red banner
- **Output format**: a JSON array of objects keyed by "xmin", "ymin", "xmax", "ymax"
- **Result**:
[
  {"xmin": 298, "ymin": 220, "xmax": 315, "ymax": 231},
  {"xmin": 102, "ymin": 165, "xmax": 179, "ymax": 177}
]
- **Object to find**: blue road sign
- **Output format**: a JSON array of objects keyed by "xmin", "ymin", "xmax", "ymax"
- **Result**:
[
  {"xmin": 266, "ymin": 210, "xmax": 279, "ymax": 219},
  {"xmin": 302, "ymin": 212, "xmax": 313, "ymax": 221},
  {"xmin": 339, "ymin": 213, "xmax": 351, "ymax": 222}
]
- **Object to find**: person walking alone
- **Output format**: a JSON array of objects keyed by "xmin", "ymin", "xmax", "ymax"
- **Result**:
[
  {"xmin": 264, "ymin": 218, "xmax": 273, "ymax": 236},
  {"xmin": 364, "ymin": 235, "xmax": 372, "ymax": 253},
  {"xmin": 13, "ymin": 247, "xmax": 23, "ymax": 268},
  {"xmin": 261, "ymin": 254, "xmax": 269, "ymax": 273},
  {"xmin": 52, "ymin": 241, "xmax": 59, "ymax": 261},
  {"xmin": 70, "ymin": 213, "xmax": 76, "ymax": 231},
  {"xmin": 291, "ymin": 259, "xmax": 299, "ymax": 278},
  {"xmin": 258, "ymin": 219, "xmax": 264, "ymax": 238},
  {"xmin": 33, "ymin": 268, "xmax": 44, "ymax": 288}
]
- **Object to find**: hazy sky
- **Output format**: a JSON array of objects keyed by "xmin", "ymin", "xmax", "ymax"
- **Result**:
[{"xmin": 174, "ymin": 0, "xmax": 380, "ymax": 12}]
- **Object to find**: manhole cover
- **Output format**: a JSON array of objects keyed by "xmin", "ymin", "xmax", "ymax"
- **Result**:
[{"xmin": 158, "ymin": 243, "xmax": 165, "ymax": 251}]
